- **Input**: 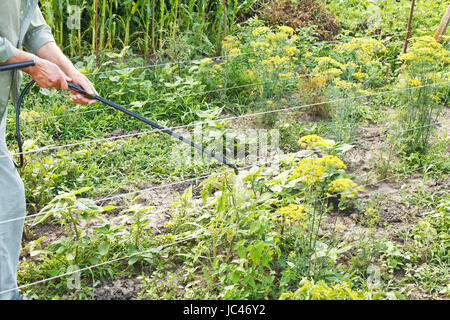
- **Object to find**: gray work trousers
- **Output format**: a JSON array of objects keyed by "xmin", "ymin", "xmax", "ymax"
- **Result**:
[{"xmin": 0, "ymin": 105, "xmax": 26, "ymax": 300}]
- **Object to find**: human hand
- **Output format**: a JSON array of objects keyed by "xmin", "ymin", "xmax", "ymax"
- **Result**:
[
  {"xmin": 66, "ymin": 69, "xmax": 98, "ymax": 105},
  {"xmin": 25, "ymin": 57, "xmax": 70, "ymax": 90}
]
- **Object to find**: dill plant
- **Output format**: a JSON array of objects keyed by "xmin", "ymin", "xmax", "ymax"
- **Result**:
[
  {"xmin": 395, "ymin": 36, "xmax": 450, "ymax": 156},
  {"xmin": 307, "ymin": 38, "xmax": 387, "ymax": 142},
  {"xmin": 211, "ymin": 19, "xmax": 301, "ymax": 110}
]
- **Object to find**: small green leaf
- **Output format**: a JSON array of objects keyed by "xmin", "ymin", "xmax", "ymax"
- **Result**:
[{"xmin": 98, "ymin": 241, "xmax": 110, "ymax": 256}]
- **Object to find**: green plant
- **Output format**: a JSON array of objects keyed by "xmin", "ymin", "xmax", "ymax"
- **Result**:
[
  {"xmin": 32, "ymin": 187, "xmax": 115, "ymax": 264},
  {"xmin": 39, "ymin": 0, "xmax": 255, "ymax": 57},
  {"xmin": 395, "ymin": 36, "xmax": 449, "ymax": 156},
  {"xmin": 279, "ymin": 278, "xmax": 380, "ymax": 300}
]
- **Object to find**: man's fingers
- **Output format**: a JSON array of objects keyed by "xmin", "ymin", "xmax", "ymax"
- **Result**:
[
  {"xmin": 61, "ymin": 79, "xmax": 68, "ymax": 90},
  {"xmin": 71, "ymin": 92, "xmax": 97, "ymax": 105},
  {"xmin": 56, "ymin": 75, "xmax": 68, "ymax": 90},
  {"xmin": 80, "ymin": 79, "xmax": 96, "ymax": 96}
]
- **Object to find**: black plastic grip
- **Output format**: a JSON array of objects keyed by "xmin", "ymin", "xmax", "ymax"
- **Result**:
[{"xmin": 0, "ymin": 60, "xmax": 35, "ymax": 72}]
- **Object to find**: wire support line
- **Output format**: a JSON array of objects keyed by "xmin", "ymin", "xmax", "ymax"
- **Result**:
[
  {"xmin": 0, "ymin": 120, "xmax": 447, "ymax": 226},
  {"xmin": 0, "ymin": 161, "xmax": 268, "ymax": 226},
  {"xmin": 83, "ymin": 29, "xmax": 432, "ymax": 76},
  {"xmin": 3, "ymin": 80, "xmax": 449, "ymax": 160},
  {"xmin": 13, "ymin": 25, "xmax": 445, "ymax": 126},
  {"xmin": 1, "ymin": 157, "xmax": 447, "ymax": 296},
  {"xmin": 0, "ymin": 231, "xmax": 209, "ymax": 297},
  {"xmin": 15, "ymin": 63, "xmax": 362, "ymax": 124},
  {"xmin": 14, "ymin": 71, "xmax": 309, "ymax": 124},
  {"xmin": 15, "ymin": 55, "xmax": 449, "ymax": 125}
]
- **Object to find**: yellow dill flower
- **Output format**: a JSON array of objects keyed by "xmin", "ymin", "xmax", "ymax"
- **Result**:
[
  {"xmin": 229, "ymin": 48, "xmax": 241, "ymax": 57},
  {"xmin": 252, "ymin": 26, "xmax": 270, "ymax": 36},
  {"xmin": 266, "ymin": 32, "xmax": 287, "ymax": 42},
  {"xmin": 321, "ymin": 155, "xmax": 347, "ymax": 169},
  {"xmin": 21, "ymin": 110, "xmax": 44, "ymax": 121},
  {"xmin": 357, "ymin": 89, "xmax": 372, "ymax": 96},
  {"xmin": 212, "ymin": 64, "xmax": 223, "ymax": 72},
  {"xmin": 224, "ymin": 35, "xmax": 236, "ymax": 42},
  {"xmin": 341, "ymin": 62, "xmax": 359, "ymax": 70},
  {"xmin": 277, "ymin": 204, "xmax": 306, "ymax": 225},
  {"xmin": 293, "ymin": 155, "xmax": 347, "ymax": 185},
  {"xmin": 261, "ymin": 55, "xmax": 289, "ymax": 68},
  {"xmin": 327, "ymin": 178, "xmax": 362, "ymax": 199},
  {"xmin": 315, "ymin": 57, "xmax": 343, "ymax": 69},
  {"xmin": 337, "ymin": 38, "xmax": 386, "ymax": 64},
  {"xmin": 399, "ymin": 52, "xmax": 414, "ymax": 61},
  {"xmin": 324, "ymin": 68, "xmax": 343, "ymax": 78},
  {"xmin": 222, "ymin": 35, "xmax": 239, "ymax": 50},
  {"xmin": 333, "ymin": 78, "xmax": 356, "ymax": 90},
  {"xmin": 200, "ymin": 58, "xmax": 213, "ymax": 66},
  {"xmin": 277, "ymin": 26, "xmax": 295, "ymax": 35},
  {"xmin": 284, "ymin": 46, "xmax": 299, "ymax": 56},
  {"xmin": 352, "ymin": 72, "xmax": 366, "ymax": 81},
  {"xmin": 429, "ymin": 94, "xmax": 440, "ymax": 103},
  {"xmin": 311, "ymin": 75, "xmax": 327, "ymax": 87},
  {"xmin": 399, "ymin": 36, "xmax": 450, "ymax": 68},
  {"xmin": 293, "ymin": 158, "xmax": 326, "ymax": 184},
  {"xmin": 279, "ymin": 72, "xmax": 294, "ymax": 78},
  {"xmin": 336, "ymin": 223, "xmax": 346, "ymax": 230},
  {"xmin": 408, "ymin": 79, "xmax": 422, "ymax": 87},
  {"xmin": 250, "ymin": 40, "xmax": 270, "ymax": 51},
  {"xmin": 297, "ymin": 135, "xmax": 330, "ymax": 149}
]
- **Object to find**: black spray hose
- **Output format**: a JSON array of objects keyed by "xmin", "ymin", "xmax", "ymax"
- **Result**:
[
  {"xmin": 14, "ymin": 80, "xmax": 35, "ymax": 168},
  {"xmin": 5, "ymin": 60, "xmax": 238, "ymax": 173},
  {"xmin": 67, "ymin": 82, "xmax": 239, "ymax": 174},
  {"xmin": 0, "ymin": 60, "xmax": 36, "ymax": 72}
]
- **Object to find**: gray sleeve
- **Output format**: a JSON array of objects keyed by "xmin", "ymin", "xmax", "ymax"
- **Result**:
[
  {"xmin": 0, "ymin": 37, "xmax": 16, "ymax": 63},
  {"xmin": 22, "ymin": 7, "xmax": 55, "ymax": 54}
]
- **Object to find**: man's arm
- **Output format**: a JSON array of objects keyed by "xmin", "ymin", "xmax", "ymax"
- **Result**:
[
  {"xmin": 8, "ymin": 6, "xmax": 97, "ymax": 105},
  {"xmin": 35, "ymin": 42, "xmax": 97, "ymax": 105},
  {"xmin": 0, "ymin": 35, "xmax": 69, "ymax": 92},
  {"xmin": 1, "ymin": 44, "xmax": 97, "ymax": 105},
  {"xmin": 2, "ymin": 46, "xmax": 70, "ymax": 91}
]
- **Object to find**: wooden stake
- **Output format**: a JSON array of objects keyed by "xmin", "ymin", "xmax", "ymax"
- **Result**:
[
  {"xmin": 94, "ymin": 0, "xmax": 99, "ymax": 64},
  {"xmin": 403, "ymin": 0, "xmax": 416, "ymax": 54},
  {"xmin": 434, "ymin": 4, "xmax": 450, "ymax": 41}
]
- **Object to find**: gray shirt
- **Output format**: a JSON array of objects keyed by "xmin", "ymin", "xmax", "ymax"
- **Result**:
[
  {"xmin": 0, "ymin": 1, "xmax": 54, "ymax": 300},
  {"xmin": 0, "ymin": 0, "xmax": 55, "ymax": 135}
]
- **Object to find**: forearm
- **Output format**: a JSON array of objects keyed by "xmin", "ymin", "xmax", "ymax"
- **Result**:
[
  {"xmin": 0, "ymin": 47, "xmax": 38, "ymax": 74},
  {"xmin": 35, "ymin": 42, "xmax": 96, "ymax": 100},
  {"xmin": 35, "ymin": 42, "xmax": 77, "ymax": 77},
  {"xmin": 2, "ymin": 42, "xmax": 96, "ymax": 103},
  {"xmin": 0, "ymin": 46, "xmax": 69, "ymax": 90}
]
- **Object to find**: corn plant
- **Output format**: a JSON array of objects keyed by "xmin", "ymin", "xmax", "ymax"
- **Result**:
[{"xmin": 39, "ymin": 0, "xmax": 258, "ymax": 57}]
